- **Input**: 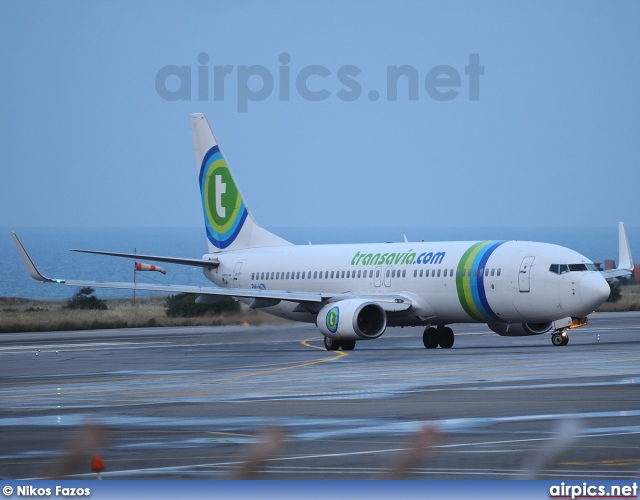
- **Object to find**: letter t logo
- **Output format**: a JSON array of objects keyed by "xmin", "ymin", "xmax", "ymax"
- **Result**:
[{"xmin": 215, "ymin": 174, "xmax": 226, "ymax": 218}]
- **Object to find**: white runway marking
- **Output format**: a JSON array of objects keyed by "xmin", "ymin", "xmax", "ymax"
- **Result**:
[{"xmin": 0, "ymin": 341, "xmax": 173, "ymax": 354}]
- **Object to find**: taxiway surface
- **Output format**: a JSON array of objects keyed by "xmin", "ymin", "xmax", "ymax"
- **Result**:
[{"xmin": 1, "ymin": 312, "xmax": 639, "ymax": 479}]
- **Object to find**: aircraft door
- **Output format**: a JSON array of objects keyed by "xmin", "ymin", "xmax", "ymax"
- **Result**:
[
  {"xmin": 374, "ymin": 266, "xmax": 382, "ymax": 287},
  {"xmin": 518, "ymin": 256, "xmax": 535, "ymax": 292},
  {"xmin": 233, "ymin": 262, "xmax": 243, "ymax": 287},
  {"xmin": 385, "ymin": 266, "xmax": 392, "ymax": 287}
]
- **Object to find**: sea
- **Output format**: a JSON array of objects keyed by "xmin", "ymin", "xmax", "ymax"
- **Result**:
[{"xmin": 1, "ymin": 226, "xmax": 637, "ymax": 301}]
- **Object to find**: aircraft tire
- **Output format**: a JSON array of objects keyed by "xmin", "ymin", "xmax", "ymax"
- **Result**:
[
  {"xmin": 551, "ymin": 332, "xmax": 567, "ymax": 346},
  {"xmin": 324, "ymin": 337, "xmax": 342, "ymax": 351},
  {"xmin": 438, "ymin": 327, "xmax": 454, "ymax": 348},
  {"xmin": 423, "ymin": 327, "xmax": 439, "ymax": 349},
  {"xmin": 341, "ymin": 340, "xmax": 356, "ymax": 351}
]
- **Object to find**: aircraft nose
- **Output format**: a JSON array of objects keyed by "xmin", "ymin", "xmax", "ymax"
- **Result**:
[{"xmin": 580, "ymin": 273, "xmax": 611, "ymax": 310}]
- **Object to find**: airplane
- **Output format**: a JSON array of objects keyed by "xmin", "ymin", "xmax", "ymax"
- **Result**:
[{"xmin": 11, "ymin": 113, "xmax": 635, "ymax": 350}]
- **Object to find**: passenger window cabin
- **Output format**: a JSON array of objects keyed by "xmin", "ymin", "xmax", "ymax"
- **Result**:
[{"xmin": 248, "ymin": 265, "xmax": 505, "ymax": 283}]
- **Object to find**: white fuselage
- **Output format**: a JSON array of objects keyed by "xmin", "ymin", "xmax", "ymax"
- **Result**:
[{"xmin": 202, "ymin": 239, "xmax": 608, "ymax": 327}]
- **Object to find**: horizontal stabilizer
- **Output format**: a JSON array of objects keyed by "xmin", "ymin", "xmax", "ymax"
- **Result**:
[{"xmin": 72, "ymin": 249, "xmax": 219, "ymax": 269}]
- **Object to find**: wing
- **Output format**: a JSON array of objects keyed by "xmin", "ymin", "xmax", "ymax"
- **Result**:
[
  {"xmin": 600, "ymin": 269, "xmax": 633, "ymax": 279},
  {"xmin": 11, "ymin": 232, "xmax": 414, "ymax": 312}
]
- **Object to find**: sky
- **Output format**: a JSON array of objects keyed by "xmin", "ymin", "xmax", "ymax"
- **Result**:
[{"xmin": 1, "ymin": 1, "xmax": 640, "ymax": 232}]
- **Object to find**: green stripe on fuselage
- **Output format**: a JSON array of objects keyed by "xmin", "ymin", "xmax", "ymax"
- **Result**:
[{"xmin": 456, "ymin": 241, "xmax": 488, "ymax": 321}]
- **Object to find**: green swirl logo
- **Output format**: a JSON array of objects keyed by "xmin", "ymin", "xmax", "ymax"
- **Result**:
[{"xmin": 326, "ymin": 306, "xmax": 339, "ymax": 333}]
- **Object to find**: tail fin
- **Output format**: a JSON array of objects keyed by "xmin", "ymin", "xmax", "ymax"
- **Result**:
[{"xmin": 190, "ymin": 113, "xmax": 291, "ymax": 252}]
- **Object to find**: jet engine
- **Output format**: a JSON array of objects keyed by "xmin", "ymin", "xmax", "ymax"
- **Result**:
[
  {"xmin": 317, "ymin": 299, "xmax": 387, "ymax": 340},
  {"xmin": 488, "ymin": 322, "xmax": 552, "ymax": 337}
]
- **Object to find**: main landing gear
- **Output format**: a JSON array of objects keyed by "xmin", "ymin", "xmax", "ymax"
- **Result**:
[
  {"xmin": 551, "ymin": 330, "xmax": 569, "ymax": 346},
  {"xmin": 324, "ymin": 337, "xmax": 356, "ymax": 351},
  {"xmin": 422, "ymin": 326, "xmax": 454, "ymax": 349}
]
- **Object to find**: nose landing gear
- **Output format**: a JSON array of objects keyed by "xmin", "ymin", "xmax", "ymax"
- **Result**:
[{"xmin": 551, "ymin": 330, "xmax": 569, "ymax": 346}]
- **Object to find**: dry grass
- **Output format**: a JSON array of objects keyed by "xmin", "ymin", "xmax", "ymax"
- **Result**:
[
  {"xmin": 2, "ymin": 283, "xmax": 639, "ymax": 334},
  {"xmin": 597, "ymin": 283, "xmax": 640, "ymax": 312},
  {"xmin": 0, "ymin": 295, "xmax": 288, "ymax": 334}
]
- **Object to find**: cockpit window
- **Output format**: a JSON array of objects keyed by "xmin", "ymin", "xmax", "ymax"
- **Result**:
[
  {"xmin": 568, "ymin": 264, "xmax": 588, "ymax": 272},
  {"xmin": 550, "ymin": 263, "xmax": 597, "ymax": 274}
]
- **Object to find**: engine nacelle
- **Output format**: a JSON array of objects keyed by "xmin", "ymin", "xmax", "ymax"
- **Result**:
[
  {"xmin": 488, "ymin": 322, "xmax": 552, "ymax": 337},
  {"xmin": 317, "ymin": 299, "xmax": 387, "ymax": 340}
]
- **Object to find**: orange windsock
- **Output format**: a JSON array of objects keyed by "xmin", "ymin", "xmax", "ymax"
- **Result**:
[
  {"xmin": 135, "ymin": 262, "xmax": 167, "ymax": 275},
  {"xmin": 91, "ymin": 454, "xmax": 105, "ymax": 472}
]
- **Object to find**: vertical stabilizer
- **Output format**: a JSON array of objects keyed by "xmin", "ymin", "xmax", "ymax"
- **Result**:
[{"xmin": 190, "ymin": 113, "xmax": 291, "ymax": 252}]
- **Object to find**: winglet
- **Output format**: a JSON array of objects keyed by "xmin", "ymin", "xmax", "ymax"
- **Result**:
[
  {"xmin": 618, "ymin": 221, "xmax": 634, "ymax": 272},
  {"xmin": 600, "ymin": 222, "xmax": 634, "ymax": 279},
  {"xmin": 10, "ymin": 232, "xmax": 64, "ymax": 283}
]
